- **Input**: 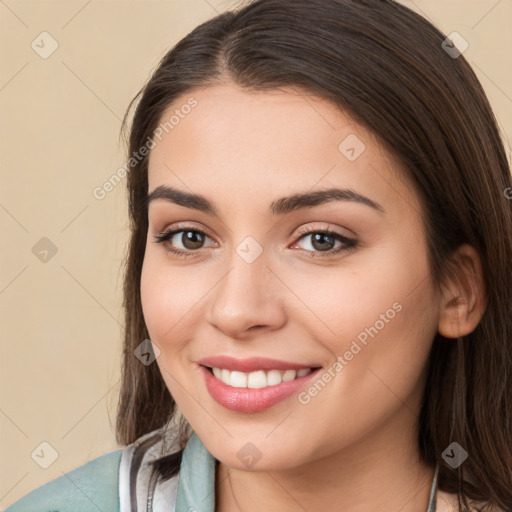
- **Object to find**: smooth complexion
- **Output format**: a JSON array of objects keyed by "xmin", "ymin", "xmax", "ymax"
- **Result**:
[{"xmin": 140, "ymin": 83, "xmax": 486, "ymax": 512}]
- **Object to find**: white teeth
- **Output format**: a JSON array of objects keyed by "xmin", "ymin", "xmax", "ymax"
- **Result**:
[
  {"xmin": 210, "ymin": 367, "xmax": 313, "ymax": 388},
  {"xmin": 230, "ymin": 371, "xmax": 247, "ymax": 388},
  {"xmin": 266, "ymin": 369, "xmax": 282, "ymax": 386},
  {"xmin": 247, "ymin": 370, "xmax": 267, "ymax": 389},
  {"xmin": 282, "ymin": 370, "xmax": 297, "ymax": 382}
]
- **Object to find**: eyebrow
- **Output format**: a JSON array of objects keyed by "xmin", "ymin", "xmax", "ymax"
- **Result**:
[{"xmin": 146, "ymin": 185, "xmax": 385, "ymax": 216}]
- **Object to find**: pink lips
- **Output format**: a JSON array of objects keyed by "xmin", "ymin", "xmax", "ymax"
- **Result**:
[
  {"xmin": 198, "ymin": 356, "xmax": 321, "ymax": 413},
  {"xmin": 199, "ymin": 355, "xmax": 316, "ymax": 372}
]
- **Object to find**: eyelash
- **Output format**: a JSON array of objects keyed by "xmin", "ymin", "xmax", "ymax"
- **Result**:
[{"xmin": 152, "ymin": 225, "xmax": 357, "ymax": 259}]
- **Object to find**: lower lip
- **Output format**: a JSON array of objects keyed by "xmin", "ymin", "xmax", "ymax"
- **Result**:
[{"xmin": 200, "ymin": 365, "xmax": 321, "ymax": 413}]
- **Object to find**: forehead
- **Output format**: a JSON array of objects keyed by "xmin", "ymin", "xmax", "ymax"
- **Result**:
[
  {"xmin": 146, "ymin": 83, "xmax": 420, "ymax": 217},
  {"xmin": 150, "ymin": 83, "xmax": 362, "ymax": 161}
]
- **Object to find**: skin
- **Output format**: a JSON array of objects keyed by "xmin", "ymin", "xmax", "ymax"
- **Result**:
[{"xmin": 140, "ymin": 82, "xmax": 486, "ymax": 512}]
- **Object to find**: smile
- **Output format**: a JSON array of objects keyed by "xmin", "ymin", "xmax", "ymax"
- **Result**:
[{"xmin": 198, "ymin": 357, "xmax": 322, "ymax": 413}]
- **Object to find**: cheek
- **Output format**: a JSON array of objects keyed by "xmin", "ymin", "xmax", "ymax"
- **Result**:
[
  {"xmin": 140, "ymin": 252, "xmax": 212, "ymax": 354},
  {"xmin": 140, "ymin": 256, "xmax": 166, "ymax": 340},
  {"xmin": 289, "ymin": 256, "xmax": 428, "ymax": 346},
  {"xmin": 140, "ymin": 257, "xmax": 199, "ymax": 396},
  {"xmin": 287, "ymin": 249, "xmax": 438, "ymax": 452},
  {"xmin": 292, "ymin": 238, "xmax": 438, "ymax": 388}
]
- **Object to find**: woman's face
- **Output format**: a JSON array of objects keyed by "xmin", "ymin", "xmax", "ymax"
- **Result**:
[{"xmin": 141, "ymin": 82, "xmax": 441, "ymax": 470}]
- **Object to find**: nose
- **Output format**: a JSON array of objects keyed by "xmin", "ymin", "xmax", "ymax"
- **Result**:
[{"xmin": 207, "ymin": 247, "xmax": 287, "ymax": 339}]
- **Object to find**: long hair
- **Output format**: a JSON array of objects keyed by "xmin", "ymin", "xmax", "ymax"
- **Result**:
[{"xmin": 116, "ymin": 1, "xmax": 512, "ymax": 509}]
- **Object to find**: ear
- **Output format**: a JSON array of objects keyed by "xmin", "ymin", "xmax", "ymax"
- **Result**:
[{"xmin": 437, "ymin": 244, "xmax": 487, "ymax": 338}]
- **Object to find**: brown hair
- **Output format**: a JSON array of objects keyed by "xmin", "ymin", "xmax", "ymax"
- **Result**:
[{"xmin": 116, "ymin": 0, "xmax": 512, "ymax": 509}]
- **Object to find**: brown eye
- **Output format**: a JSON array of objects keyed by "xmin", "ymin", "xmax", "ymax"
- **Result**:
[
  {"xmin": 292, "ymin": 228, "xmax": 357, "ymax": 258},
  {"xmin": 309, "ymin": 232, "xmax": 337, "ymax": 251},
  {"xmin": 153, "ymin": 227, "xmax": 215, "ymax": 257},
  {"xmin": 178, "ymin": 230, "xmax": 206, "ymax": 250}
]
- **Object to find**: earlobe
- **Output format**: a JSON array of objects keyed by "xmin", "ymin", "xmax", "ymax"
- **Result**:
[{"xmin": 437, "ymin": 244, "xmax": 487, "ymax": 339}]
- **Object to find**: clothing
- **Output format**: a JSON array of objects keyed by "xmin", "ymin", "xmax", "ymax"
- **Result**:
[
  {"xmin": 4, "ymin": 427, "xmax": 439, "ymax": 512},
  {"xmin": 3, "ymin": 428, "xmax": 211, "ymax": 512},
  {"xmin": 3, "ymin": 449, "xmax": 122, "ymax": 512}
]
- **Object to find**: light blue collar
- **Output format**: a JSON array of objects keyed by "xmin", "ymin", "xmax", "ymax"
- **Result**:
[{"xmin": 175, "ymin": 432, "xmax": 217, "ymax": 512}]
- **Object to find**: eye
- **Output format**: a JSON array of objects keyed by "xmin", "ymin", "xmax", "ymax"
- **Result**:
[
  {"xmin": 153, "ymin": 226, "xmax": 216, "ymax": 258},
  {"xmin": 291, "ymin": 225, "xmax": 357, "ymax": 258}
]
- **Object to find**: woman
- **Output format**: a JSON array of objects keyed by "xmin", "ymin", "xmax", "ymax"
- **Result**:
[{"xmin": 5, "ymin": 0, "xmax": 511, "ymax": 511}]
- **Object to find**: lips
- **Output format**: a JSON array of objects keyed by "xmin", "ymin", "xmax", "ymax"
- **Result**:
[
  {"xmin": 198, "ymin": 355, "xmax": 322, "ymax": 412},
  {"xmin": 199, "ymin": 355, "xmax": 318, "ymax": 372}
]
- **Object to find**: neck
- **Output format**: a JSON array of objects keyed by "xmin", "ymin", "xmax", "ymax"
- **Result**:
[{"xmin": 215, "ymin": 406, "xmax": 436, "ymax": 512}]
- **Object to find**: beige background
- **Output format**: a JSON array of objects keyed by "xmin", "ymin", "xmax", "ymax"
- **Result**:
[{"xmin": 1, "ymin": 0, "xmax": 511, "ymax": 507}]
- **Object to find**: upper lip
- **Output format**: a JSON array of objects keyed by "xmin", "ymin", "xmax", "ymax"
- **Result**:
[{"xmin": 199, "ymin": 355, "xmax": 320, "ymax": 373}]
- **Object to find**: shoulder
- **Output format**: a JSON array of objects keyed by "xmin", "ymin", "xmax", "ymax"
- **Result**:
[
  {"xmin": 4, "ymin": 426, "xmax": 185, "ymax": 512},
  {"xmin": 4, "ymin": 450, "xmax": 122, "ymax": 512}
]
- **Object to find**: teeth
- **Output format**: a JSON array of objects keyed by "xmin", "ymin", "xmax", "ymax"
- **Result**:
[
  {"xmin": 230, "ymin": 371, "xmax": 247, "ymax": 388},
  {"xmin": 267, "ymin": 369, "xmax": 282, "ymax": 386},
  {"xmin": 210, "ymin": 367, "xmax": 313, "ymax": 388},
  {"xmin": 282, "ymin": 369, "xmax": 296, "ymax": 382},
  {"xmin": 247, "ymin": 370, "xmax": 267, "ymax": 389}
]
